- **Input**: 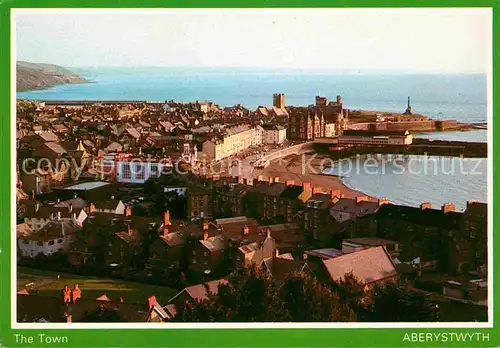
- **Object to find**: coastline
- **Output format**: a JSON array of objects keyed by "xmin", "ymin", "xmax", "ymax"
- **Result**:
[{"xmin": 254, "ymin": 153, "xmax": 378, "ymax": 201}]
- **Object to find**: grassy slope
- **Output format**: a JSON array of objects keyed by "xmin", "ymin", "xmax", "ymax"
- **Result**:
[{"xmin": 17, "ymin": 267, "xmax": 177, "ymax": 305}]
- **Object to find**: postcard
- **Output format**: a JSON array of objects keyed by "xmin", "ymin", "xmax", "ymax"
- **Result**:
[{"xmin": 0, "ymin": 5, "xmax": 496, "ymax": 348}]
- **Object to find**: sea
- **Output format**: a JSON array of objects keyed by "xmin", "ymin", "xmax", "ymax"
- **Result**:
[{"xmin": 17, "ymin": 68, "xmax": 488, "ymax": 210}]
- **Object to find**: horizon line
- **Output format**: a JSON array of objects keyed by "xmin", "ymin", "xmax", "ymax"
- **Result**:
[{"xmin": 15, "ymin": 61, "xmax": 487, "ymax": 75}]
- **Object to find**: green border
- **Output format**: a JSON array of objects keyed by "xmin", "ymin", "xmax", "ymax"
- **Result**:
[{"xmin": 1, "ymin": 2, "xmax": 498, "ymax": 347}]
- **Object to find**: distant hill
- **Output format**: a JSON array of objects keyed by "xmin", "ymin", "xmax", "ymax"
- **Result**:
[{"xmin": 16, "ymin": 61, "xmax": 87, "ymax": 92}]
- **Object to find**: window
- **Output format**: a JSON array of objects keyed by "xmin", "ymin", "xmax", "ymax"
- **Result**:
[
  {"xmin": 122, "ymin": 163, "xmax": 131, "ymax": 179},
  {"xmin": 151, "ymin": 164, "xmax": 159, "ymax": 178},
  {"xmin": 58, "ymin": 239, "xmax": 63, "ymax": 243},
  {"xmin": 136, "ymin": 164, "xmax": 145, "ymax": 180},
  {"xmin": 204, "ymin": 252, "xmax": 208, "ymax": 257},
  {"xmin": 192, "ymin": 259, "xmax": 197, "ymax": 264},
  {"xmin": 470, "ymin": 231, "xmax": 476, "ymax": 239},
  {"xmin": 108, "ymin": 251, "xmax": 112, "ymax": 256},
  {"xmin": 192, "ymin": 250, "xmax": 196, "ymax": 255},
  {"xmin": 476, "ymin": 251, "xmax": 481, "ymax": 258}
]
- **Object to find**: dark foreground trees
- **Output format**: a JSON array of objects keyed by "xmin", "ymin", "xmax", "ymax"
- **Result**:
[{"xmin": 173, "ymin": 267, "xmax": 438, "ymax": 322}]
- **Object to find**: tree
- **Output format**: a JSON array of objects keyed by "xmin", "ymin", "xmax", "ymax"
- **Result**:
[
  {"xmin": 281, "ymin": 272, "xmax": 356, "ymax": 322},
  {"xmin": 81, "ymin": 306, "xmax": 123, "ymax": 322},
  {"xmin": 174, "ymin": 267, "xmax": 290, "ymax": 322},
  {"xmin": 364, "ymin": 281, "xmax": 439, "ymax": 322},
  {"xmin": 332, "ymin": 272, "xmax": 369, "ymax": 318}
]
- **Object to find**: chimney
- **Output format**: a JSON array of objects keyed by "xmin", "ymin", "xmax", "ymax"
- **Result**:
[
  {"xmin": 302, "ymin": 182, "xmax": 312, "ymax": 193},
  {"xmin": 35, "ymin": 202, "xmax": 40, "ymax": 212},
  {"xmin": 73, "ymin": 193, "xmax": 77, "ymax": 199},
  {"xmin": 163, "ymin": 210, "xmax": 171, "ymax": 227},
  {"xmin": 312, "ymin": 186, "xmax": 322, "ymax": 195},
  {"xmin": 355, "ymin": 196, "xmax": 369, "ymax": 204},
  {"xmin": 57, "ymin": 211, "xmax": 61, "ymax": 220},
  {"xmin": 330, "ymin": 190, "xmax": 341, "ymax": 200},
  {"xmin": 243, "ymin": 225, "xmax": 250, "ymax": 236},
  {"xmin": 420, "ymin": 202, "xmax": 432, "ymax": 210},
  {"xmin": 285, "ymin": 180, "xmax": 295, "ymax": 187},
  {"xmin": 72, "ymin": 284, "xmax": 81, "ymax": 303},
  {"xmin": 56, "ymin": 198, "xmax": 61, "ymax": 204},
  {"xmin": 266, "ymin": 228, "xmax": 271, "ymax": 239},
  {"xmin": 378, "ymin": 197, "xmax": 389, "ymax": 206},
  {"xmin": 69, "ymin": 204, "xmax": 73, "ymax": 213},
  {"xmin": 125, "ymin": 206, "xmax": 132, "ymax": 217},
  {"xmin": 64, "ymin": 312, "xmax": 72, "ymax": 323},
  {"xmin": 89, "ymin": 203, "xmax": 95, "ymax": 214},
  {"xmin": 442, "ymin": 203, "xmax": 456, "ymax": 213},
  {"xmin": 268, "ymin": 176, "xmax": 274, "ymax": 184},
  {"xmin": 147, "ymin": 295, "xmax": 157, "ymax": 309}
]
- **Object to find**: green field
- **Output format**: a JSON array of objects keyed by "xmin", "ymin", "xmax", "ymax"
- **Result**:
[{"xmin": 17, "ymin": 267, "xmax": 178, "ymax": 305}]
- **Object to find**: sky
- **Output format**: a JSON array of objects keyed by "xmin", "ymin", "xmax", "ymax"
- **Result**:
[{"xmin": 14, "ymin": 9, "xmax": 492, "ymax": 73}]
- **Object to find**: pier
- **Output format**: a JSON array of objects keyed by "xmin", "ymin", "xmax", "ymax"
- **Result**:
[{"xmin": 314, "ymin": 138, "xmax": 487, "ymax": 159}]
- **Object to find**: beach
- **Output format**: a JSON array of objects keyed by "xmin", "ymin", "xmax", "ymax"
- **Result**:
[{"xmin": 254, "ymin": 153, "xmax": 377, "ymax": 201}]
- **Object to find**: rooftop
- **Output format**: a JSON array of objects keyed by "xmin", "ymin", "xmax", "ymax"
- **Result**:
[{"xmin": 62, "ymin": 181, "xmax": 110, "ymax": 191}]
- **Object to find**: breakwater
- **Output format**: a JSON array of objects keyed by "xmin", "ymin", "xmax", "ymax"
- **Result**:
[{"xmin": 314, "ymin": 139, "xmax": 487, "ymax": 159}]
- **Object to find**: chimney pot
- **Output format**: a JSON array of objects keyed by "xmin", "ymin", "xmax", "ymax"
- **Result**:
[
  {"xmin": 312, "ymin": 186, "xmax": 323, "ymax": 195},
  {"xmin": 302, "ymin": 182, "xmax": 312, "ymax": 192},
  {"xmin": 378, "ymin": 197, "xmax": 389, "ymax": 206},
  {"xmin": 442, "ymin": 203, "xmax": 456, "ymax": 213},
  {"xmin": 355, "ymin": 196, "xmax": 368, "ymax": 204},
  {"xmin": 420, "ymin": 202, "xmax": 432, "ymax": 210}
]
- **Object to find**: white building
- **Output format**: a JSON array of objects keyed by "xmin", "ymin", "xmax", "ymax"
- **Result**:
[
  {"xmin": 18, "ymin": 218, "xmax": 80, "ymax": 258},
  {"xmin": 202, "ymin": 125, "xmax": 263, "ymax": 162},
  {"xmin": 23, "ymin": 203, "xmax": 87, "ymax": 231},
  {"xmin": 116, "ymin": 158, "xmax": 171, "ymax": 184},
  {"xmin": 332, "ymin": 130, "xmax": 413, "ymax": 145},
  {"xmin": 262, "ymin": 124, "xmax": 287, "ymax": 144}
]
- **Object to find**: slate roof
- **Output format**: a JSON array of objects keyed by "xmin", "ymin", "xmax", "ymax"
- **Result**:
[
  {"xmin": 183, "ymin": 279, "xmax": 229, "ymax": 302},
  {"xmin": 280, "ymin": 185, "xmax": 304, "ymax": 200},
  {"xmin": 375, "ymin": 204, "xmax": 462, "ymax": 229},
  {"xmin": 43, "ymin": 142, "xmax": 67, "ymax": 155},
  {"xmin": 22, "ymin": 219, "xmax": 80, "ymax": 242},
  {"xmin": 199, "ymin": 235, "xmax": 226, "ymax": 252},
  {"xmin": 322, "ymin": 246, "xmax": 397, "ymax": 285},
  {"xmin": 38, "ymin": 132, "xmax": 60, "ymax": 142}
]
